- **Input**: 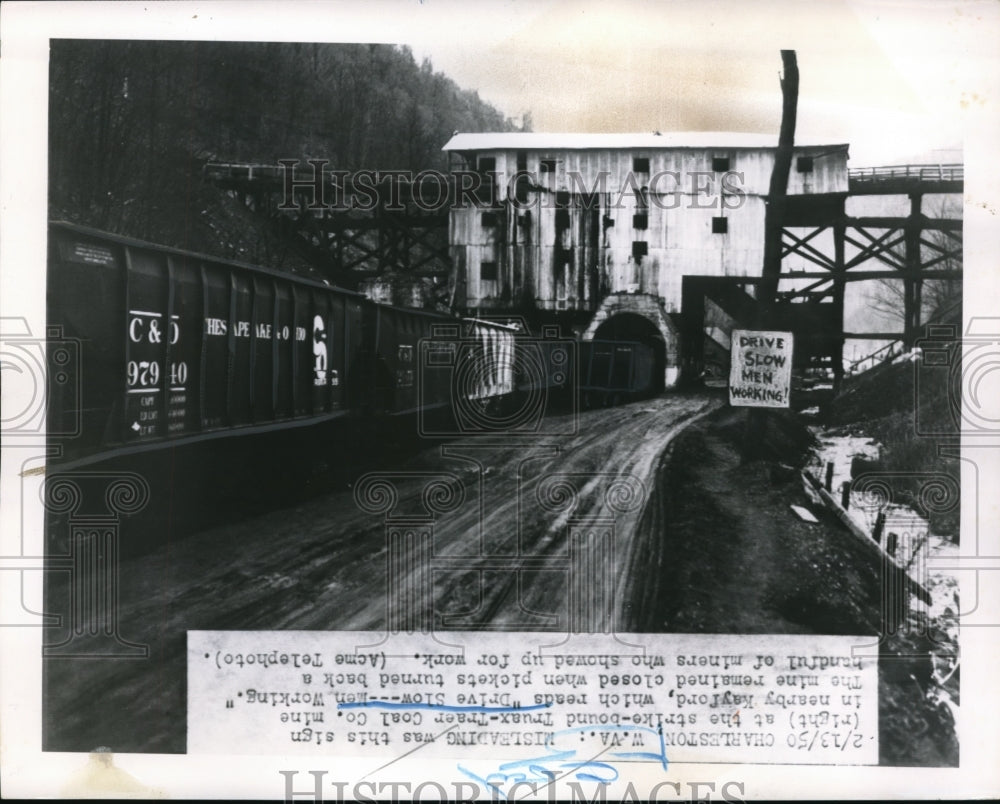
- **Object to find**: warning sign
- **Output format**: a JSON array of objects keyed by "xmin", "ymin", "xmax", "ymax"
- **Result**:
[{"xmin": 728, "ymin": 330, "xmax": 793, "ymax": 408}]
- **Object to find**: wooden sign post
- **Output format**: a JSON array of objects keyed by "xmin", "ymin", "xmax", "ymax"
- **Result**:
[{"xmin": 740, "ymin": 49, "xmax": 798, "ymax": 461}]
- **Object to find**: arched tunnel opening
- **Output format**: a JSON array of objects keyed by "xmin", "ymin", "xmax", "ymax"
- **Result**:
[{"xmin": 590, "ymin": 312, "xmax": 667, "ymax": 397}]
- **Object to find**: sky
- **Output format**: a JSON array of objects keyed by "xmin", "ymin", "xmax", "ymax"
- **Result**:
[
  {"xmin": 3, "ymin": 0, "xmax": 995, "ymax": 167},
  {"xmin": 404, "ymin": 0, "xmax": 993, "ymax": 166}
]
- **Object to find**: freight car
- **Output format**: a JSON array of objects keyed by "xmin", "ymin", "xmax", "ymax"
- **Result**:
[
  {"xmin": 49, "ymin": 222, "xmax": 365, "ymax": 468},
  {"xmin": 418, "ymin": 318, "xmax": 578, "ymax": 435},
  {"xmin": 44, "ymin": 223, "xmax": 522, "ymax": 550},
  {"xmin": 578, "ymin": 339, "xmax": 658, "ymax": 408},
  {"xmin": 44, "ymin": 223, "xmax": 659, "ymax": 552},
  {"xmin": 46, "ymin": 221, "xmax": 520, "ymax": 469}
]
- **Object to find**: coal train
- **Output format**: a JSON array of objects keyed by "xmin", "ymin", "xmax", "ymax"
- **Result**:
[
  {"xmin": 45, "ymin": 222, "xmax": 658, "ymax": 546},
  {"xmin": 48, "ymin": 221, "xmax": 660, "ymax": 465}
]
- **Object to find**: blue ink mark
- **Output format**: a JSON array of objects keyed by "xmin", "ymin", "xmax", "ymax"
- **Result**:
[
  {"xmin": 600, "ymin": 723, "xmax": 669, "ymax": 771},
  {"xmin": 497, "ymin": 750, "xmax": 576, "ymax": 771},
  {"xmin": 337, "ymin": 700, "xmax": 552, "ymax": 713},
  {"xmin": 556, "ymin": 761, "xmax": 619, "ymax": 784},
  {"xmin": 548, "ymin": 724, "xmax": 669, "ymax": 771},
  {"xmin": 456, "ymin": 764, "xmax": 506, "ymax": 798}
]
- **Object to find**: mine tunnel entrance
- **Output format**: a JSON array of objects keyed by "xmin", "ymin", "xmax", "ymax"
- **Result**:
[{"xmin": 591, "ymin": 312, "xmax": 667, "ymax": 396}]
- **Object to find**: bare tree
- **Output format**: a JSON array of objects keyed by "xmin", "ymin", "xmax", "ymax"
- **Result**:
[{"xmin": 869, "ymin": 196, "xmax": 962, "ymax": 333}]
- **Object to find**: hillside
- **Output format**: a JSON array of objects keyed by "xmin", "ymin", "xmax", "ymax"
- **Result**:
[
  {"xmin": 48, "ymin": 40, "xmax": 524, "ymax": 273},
  {"xmin": 827, "ymin": 347, "xmax": 960, "ymax": 537}
]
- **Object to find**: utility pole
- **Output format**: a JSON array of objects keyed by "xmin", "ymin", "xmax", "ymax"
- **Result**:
[{"xmin": 742, "ymin": 50, "xmax": 799, "ymax": 461}]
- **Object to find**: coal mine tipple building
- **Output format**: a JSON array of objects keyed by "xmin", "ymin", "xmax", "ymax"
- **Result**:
[{"xmin": 442, "ymin": 132, "xmax": 850, "ymax": 389}]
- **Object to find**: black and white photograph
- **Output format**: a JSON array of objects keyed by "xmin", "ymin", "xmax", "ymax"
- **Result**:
[{"xmin": 1, "ymin": 0, "xmax": 998, "ymax": 799}]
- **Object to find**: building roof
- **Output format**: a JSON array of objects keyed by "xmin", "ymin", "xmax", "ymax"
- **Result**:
[{"xmin": 443, "ymin": 132, "xmax": 849, "ymax": 152}]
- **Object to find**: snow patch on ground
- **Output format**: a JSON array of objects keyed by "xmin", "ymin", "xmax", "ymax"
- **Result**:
[{"xmin": 806, "ymin": 427, "xmax": 958, "ymax": 628}]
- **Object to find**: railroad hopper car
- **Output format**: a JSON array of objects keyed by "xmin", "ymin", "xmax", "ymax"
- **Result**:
[
  {"xmin": 47, "ymin": 222, "xmax": 375, "ymax": 467},
  {"xmin": 368, "ymin": 304, "xmax": 520, "ymax": 440},
  {"xmin": 579, "ymin": 339, "xmax": 658, "ymax": 408},
  {"xmin": 45, "ymin": 223, "xmax": 661, "ymax": 552},
  {"xmin": 45, "ymin": 222, "xmax": 514, "ymax": 549}
]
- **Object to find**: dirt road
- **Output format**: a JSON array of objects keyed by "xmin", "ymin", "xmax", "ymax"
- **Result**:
[{"xmin": 44, "ymin": 391, "xmax": 721, "ymax": 753}]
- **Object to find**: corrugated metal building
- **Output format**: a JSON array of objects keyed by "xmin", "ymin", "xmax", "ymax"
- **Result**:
[{"xmin": 443, "ymin": 132, "xmax": 849, "ymax": 386}]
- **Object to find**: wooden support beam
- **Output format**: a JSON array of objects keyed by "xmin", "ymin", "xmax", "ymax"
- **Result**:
[
  {"xmin": 217, "ymin": 170, "xmax": 452, "ymax": 280},
  {"xmin": 781, "ymin": 228, "xmax": 838, "ymax": 271},
  {"xmin": 847, "ymin": 179, "xmax": 963, "ymax": 196},
  {"xmin": 779, "ymin": 290, "xmax": 834, "ymax": 303},
  {"xmin": 779, "ymin": 225, "xmax": 827, "ymax": 259},
  {"xmin": 680, "ymin": 278, "xmax": 708, "ymax": 383},
  {"xmin": 846, "ymin": 216, "xmax": 962, "ymax": 231},
  {"xmin": 802, "ymin": 470, "xmax": 932, "ymax": 606},
  {"xmin": 788, "ymin": 276, "xmax": 833, "ymax": 294},
  {"xmin": 919, "ymin": 234, "xmax": 961, "ymax": 255},
  {"xmin": 757, "ymin": 50, "xmax": 799, "ymax": 318},
  {"xmin": 832, "ymin": 216, "xmax": 846, "ymax": 389},
  {"xmin": 779, "ymin": 270, "xmax": 962, "ymax": 281},
  {"xmin": 844, "ymin": 227, "xmax": 907, "ymax": 271},
  {"xmin": 903, "ymin": 193, "xmax": 922, "ymax": 348},
  {"xmin": 935, "ymin": 227, "xmax": 964, "ymax": 244},
  {"xmin": 918, "ymin": 252, "xmax": 961, "ymax": 271}
]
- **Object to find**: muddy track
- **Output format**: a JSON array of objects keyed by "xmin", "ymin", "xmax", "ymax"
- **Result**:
[
  {"xmin": 44, "ymin": 391, "xmax": 721, "ymax": 752},
  {"xmin": 336, "ymin": 392, "xmax": 721, "ymax": 630}
]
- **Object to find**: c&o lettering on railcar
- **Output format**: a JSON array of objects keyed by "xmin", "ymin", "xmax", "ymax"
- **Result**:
[{"xmin": 128, "ymin": 312, "xmax": 160, "ymax": 343}]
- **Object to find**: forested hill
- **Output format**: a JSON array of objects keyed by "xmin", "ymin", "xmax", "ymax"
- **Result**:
[{"xmin": 49, "ymin": 40, "xmax": 523, "ymax": 270}]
